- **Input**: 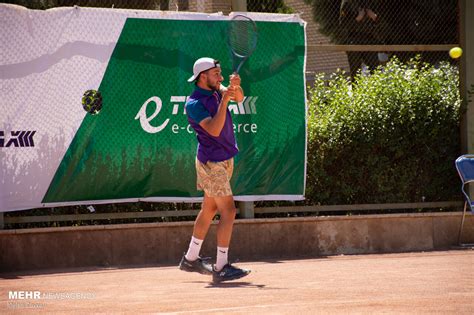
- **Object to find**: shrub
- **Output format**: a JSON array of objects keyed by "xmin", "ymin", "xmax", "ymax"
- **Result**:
[{"xmin": 306, "ymin": 57, "xmax": 462, "ymax": 204}]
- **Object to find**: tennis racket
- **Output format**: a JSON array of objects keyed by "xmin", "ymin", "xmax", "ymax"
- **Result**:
[{"xmin": 227, "ymin": 14, "xmax": 258, "ymax": 74}]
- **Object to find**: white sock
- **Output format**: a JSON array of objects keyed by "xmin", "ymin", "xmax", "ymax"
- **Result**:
[
  {"xmin": 185, "ymin": 236, "xmax": 203, "ymax": 261},
  {"xmin": 215, "ymin": 247, "xmax": 229, "ymax": 271}
]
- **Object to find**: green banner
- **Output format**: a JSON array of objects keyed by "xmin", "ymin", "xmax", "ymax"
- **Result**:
[{"xmin": 43, "ymin": 17, "xmax": 306, "ymax": 202}]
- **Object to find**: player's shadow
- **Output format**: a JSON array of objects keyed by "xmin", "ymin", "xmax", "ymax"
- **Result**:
[
  {"xmin": 185, "ymin": 280, "xmax": 286, "ymax": 290},
  {"xmin": 205, "ymin": 281, "xmax": 266, "ymax": 289}
]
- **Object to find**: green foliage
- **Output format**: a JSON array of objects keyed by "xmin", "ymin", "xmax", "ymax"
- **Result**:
[
  {"xmin": 306, "ymin": 57, "xmax": 462, "ymax": 204},
  {"xmin": 303, "ymin": 0, "xmax": 458, "ymax": 77},
  {"xmin": 248, "ymin": 0, "xmax": 294, "ymax": 14},
  {"xmin": 304, "ymin": 0, "xmax": 458, "ymax": 45}
]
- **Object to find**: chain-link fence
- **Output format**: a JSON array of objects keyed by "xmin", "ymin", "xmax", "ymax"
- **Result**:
[
  {"xmin": 1, "ymin": 0, "xmax": 463, "ymax": 226},
  {"xmin": 250, "ymin": 0, "xmax": 459, "ymax": 79},
  {"xmin": 307, "ymin": 0, "xmax": 458, "ymax": 45},
  {"xmin": 9, "ymin": 0, "xmax": 459, "ymax": 81},
  {"xmin": 296, "ymin": 0, "xmax": 460, "ymax": 79}
]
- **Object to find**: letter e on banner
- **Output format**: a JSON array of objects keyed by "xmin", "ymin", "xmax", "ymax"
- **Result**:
[{"xmin": 135, "ymin": 96, "xmax": 170, "ymax": 133}]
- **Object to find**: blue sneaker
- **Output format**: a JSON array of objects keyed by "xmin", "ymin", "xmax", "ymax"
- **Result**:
[
  {"xmin": 179, "ymin": 255, "xmax": 213, "ymax": 275},
  {"xmin": 213, "ymin": 263, "xmax": 251, "ymax": 283}
]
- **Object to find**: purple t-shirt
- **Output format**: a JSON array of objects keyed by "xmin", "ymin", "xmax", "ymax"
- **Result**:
[{"xmin": 186, "ymin": 86, "xmax": 238, "ymax": 164}]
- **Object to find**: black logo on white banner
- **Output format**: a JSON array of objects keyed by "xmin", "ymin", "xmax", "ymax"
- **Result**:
[{"xmin": 0, "ymin": 131, "xmax": 36, "ymax": 147}]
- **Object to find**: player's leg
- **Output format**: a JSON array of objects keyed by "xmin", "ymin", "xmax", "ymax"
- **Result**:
[
  {"xmin": 208, "ymin": 158, "xmax": 237, "ymax": 270},
  {"xmin": 192, "ymin": 193, "xmax": 218, "ymax": 241},
  {"xmin": 215, "ymin": 195, "xmax": 236, "ymax": 249},
  {"xmin": 179, "ymin": 195, "xmax": 216, "ymax": 275},
  {"xmin": 179, "ymin": 157, "xmax": 219, "ymax": 275},
  {"xmin": 212, "ymin": 194, "xmax": 250, "ymax": 283}
]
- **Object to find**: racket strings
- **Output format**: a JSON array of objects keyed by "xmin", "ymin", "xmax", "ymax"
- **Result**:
[{"xmin": 229, "ymin": 19, "xmax": 257, "ymax": 58}]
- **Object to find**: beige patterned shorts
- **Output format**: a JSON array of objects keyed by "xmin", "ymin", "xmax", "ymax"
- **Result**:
[{"xmin": 196, "ymin": 158, "xmax": 234, "ymax": 197}]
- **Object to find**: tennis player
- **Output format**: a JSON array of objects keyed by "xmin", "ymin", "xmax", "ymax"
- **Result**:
[{"xmin": 179, "ymin": 57, "xmax": 250, "ymax": 282}]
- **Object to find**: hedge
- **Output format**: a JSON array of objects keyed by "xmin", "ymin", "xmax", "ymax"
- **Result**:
[{"xmin": 305, "ymin": 57, "xmax": 462, "ymax": 205}]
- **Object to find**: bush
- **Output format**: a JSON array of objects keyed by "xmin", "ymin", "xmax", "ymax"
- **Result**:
[{"xmin": 306, "ymin": 57, "xmax": 462, "ymax": 204}]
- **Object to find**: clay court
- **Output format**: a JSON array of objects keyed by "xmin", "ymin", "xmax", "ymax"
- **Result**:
[{"xmin": 1, "ymin": 250, "xmax": 473, "ymax": 314}]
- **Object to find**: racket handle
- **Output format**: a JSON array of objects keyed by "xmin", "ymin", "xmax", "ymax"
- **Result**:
[{"xmin": 235, "ymin": 62, "xmax": 243, "ymax": 74}]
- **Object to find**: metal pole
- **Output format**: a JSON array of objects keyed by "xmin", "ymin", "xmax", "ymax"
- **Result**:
[
  {"xmin": 238, "ymin": 201, "xmax": 254, "ymax": 219},
  {"xmin": 459, "ymin": 0, "xmax": 474, "ymax": 203},
  {"xmin": 0, "ymin": 212, "xmax": 4, "ymax": 229},
  {"xmin": 460, "ymin": 0, "xmax": 474, "ymax": 155}
]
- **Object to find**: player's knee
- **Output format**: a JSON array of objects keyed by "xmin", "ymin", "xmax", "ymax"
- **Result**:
[{"xmin": 221, "ymin": 207, "xmax": 236, "ymax": 218}]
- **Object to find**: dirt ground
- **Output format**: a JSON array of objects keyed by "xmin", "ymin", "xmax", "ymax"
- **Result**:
[{"xmin": 1, "ymin": 250, "xmax": 473, "ymax": 314}]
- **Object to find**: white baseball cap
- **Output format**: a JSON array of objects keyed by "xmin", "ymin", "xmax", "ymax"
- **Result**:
[{"xmin": 187, "ymin": 57, "xmax": 220, "ymax": 82}]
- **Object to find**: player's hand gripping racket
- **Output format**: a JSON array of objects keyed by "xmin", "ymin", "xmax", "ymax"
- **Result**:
[{"xmin": 228, "ymin": 14, "xmax": 258, "ymax": 74}]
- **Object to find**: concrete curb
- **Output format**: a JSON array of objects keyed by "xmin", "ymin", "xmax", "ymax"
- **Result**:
[{"xmin": 1, "ymin": 212, "xmax": 472, "ymax": 272}]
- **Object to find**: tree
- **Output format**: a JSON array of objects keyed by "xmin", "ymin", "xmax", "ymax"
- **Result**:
[
  {"xmin": 304, "ymin": 0, "xmax": 458, "ymax": 76},
  {"xmin": 248, "ymin": 0, "xmax": 294, "ymax": 14}
]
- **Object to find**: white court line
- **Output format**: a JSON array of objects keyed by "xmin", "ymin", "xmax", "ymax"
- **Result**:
[{"xmin": 161, "ymin": 302, "xmax": 315, "ymax": 314}]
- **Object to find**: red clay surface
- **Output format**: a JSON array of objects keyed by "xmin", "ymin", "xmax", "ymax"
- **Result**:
[{"xmin": 1, "ymin": 250, "xmax": 473, "ymax": 314}]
